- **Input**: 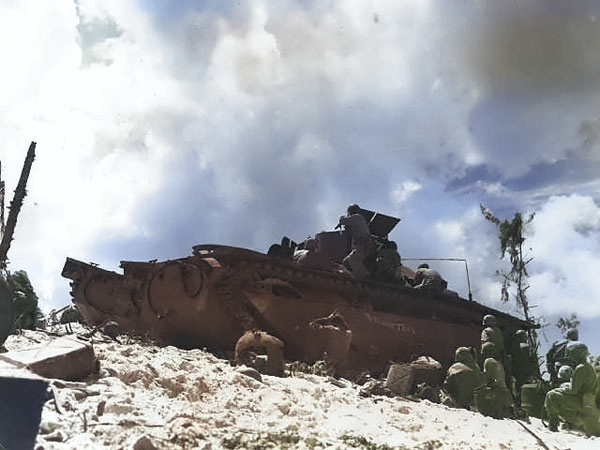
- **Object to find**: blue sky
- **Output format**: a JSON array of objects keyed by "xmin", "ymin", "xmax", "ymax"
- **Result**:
[{"xmin": 1, "ymin": 0, "xmax": 599, "ymax": 356}]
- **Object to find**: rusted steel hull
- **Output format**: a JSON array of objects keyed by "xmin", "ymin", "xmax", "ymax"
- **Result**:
[{"xmin": 62, "ymin": 243, "xmax": 533, "ymax": 378}]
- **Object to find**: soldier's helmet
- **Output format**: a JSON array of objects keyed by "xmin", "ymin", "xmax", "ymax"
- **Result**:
[
  {"xmin": 481, "ymin": 342, "xmax": 498, "ymax": 360},
  {"xmin": 514, "ymin": 329, "xmax": 528, "ymax": 343},
  {"xmin": 564, "ymin": 328, "xmax": 579, "ymax": 341},
  {"xmin": 482, "ymin": 314, "xmax": 497, "ymax": 327},
  {"xmin": 455, "ymin": 347, "xmax": 473, "ymax": 364},
  {"xmin": 557, "ymin": 365, "xmax": 573, "ymax": 382},
  {"xmin": 566, "ymin": 342, "xmax": 589, "ymax": 366},
  {"xmin": 347, "ymin": 204, "xmax": 361, "ymax": 215}
]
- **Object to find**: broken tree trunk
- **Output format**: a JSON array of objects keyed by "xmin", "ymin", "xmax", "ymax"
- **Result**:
[
  {"xmin": 0, "ymin": 141, "xmax": 36, "ymax": 269},
  {"xmin": 1, "ymin": 160, "xmax": 5, "ymax": 236}
]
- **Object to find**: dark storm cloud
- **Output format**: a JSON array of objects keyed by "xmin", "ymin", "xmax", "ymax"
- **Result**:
[
  {"xmin": 505, "ymin": 155, "xmax": 600, "ymax": 198},
  {"xmin": 452, "ymin": 1, "xmax": 600, "ymax": 96},
  {"xmin": 430, "ymin": 1, "xmax": 600, "ymax": 208},
  {"xmin": 448, "ymin": 140, "xmax": 600, "ymax": 209}
]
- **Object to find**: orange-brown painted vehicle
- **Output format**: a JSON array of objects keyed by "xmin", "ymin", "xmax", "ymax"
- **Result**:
[{"xmin": 61, "ymin": 207, "xmax": 534, "ymax": 378}]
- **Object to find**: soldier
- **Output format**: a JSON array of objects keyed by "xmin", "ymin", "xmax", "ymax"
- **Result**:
[
  {"xmin": 546, "ymin": 328, "xmax": 580, "ymax": 387},
  {"xmin": 443, "ymin": 347, "xmax": 482, "ymax": 409},
  {"xmin": 508, "ymin": 329, "xmax": 540, "ymax": 402},
  {"xmin": 373, "ymin": 240, "xmax": 402, "ymax": 282},
  {"xmin": 544, "ymin": 343, "xmax": 600, "ymax": 436},
  {"xmin": 292, "ymin": 237, "xmax": 331, "ymax": 270},
  {"xmin": 475, "ymin": 342, "xmax": 513, "ymax": 419},
  {"xmin": 337, "ymin": 204, "xmax": 373, "ymax": 278},
  {"xmin": 481, "ymin": 314, "xmax": 506, "ymax": 364},
  {"xmin": 556, "ymin": 365, "xmax": 573, "ymax": 387},
  {"xmin": 412, "ymin": 263, "xmax": 448, "ymax": 294}
]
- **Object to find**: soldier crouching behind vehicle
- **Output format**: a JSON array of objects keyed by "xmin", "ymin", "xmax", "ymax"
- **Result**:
[
  {"xmin": 292, "ymin": 237, "xmax": 332, "ymax": 270},
  {"xmin": 411, "ymin": 263, "xmax": 448, "ymax": 294}
]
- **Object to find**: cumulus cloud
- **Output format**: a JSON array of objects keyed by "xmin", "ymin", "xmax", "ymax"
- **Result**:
[
  {"xmin": 439, "ymin": 1, "xmax": 600, "ymax": 193},
  {"xmin": 391, "ymin": 180, "xmax": 421, "ymax": 205},
  {"xmin": 421, "ymin": 196, "xmax": 600, "ymax": 324},
  {"xmin": 527, "ymin": 195, "xmax": 600, "ymax": 318},
  {"xmin": 0, "ymin": 0, "xmax": 598, "ymax": 359}
]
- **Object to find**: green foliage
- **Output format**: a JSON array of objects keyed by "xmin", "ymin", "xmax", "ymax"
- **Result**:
[
  {"xmin": 480, "ymin": 205, "xmax": 535, "ymax": 312},
  {"xmin": 340, "ymin": 434, "xmax": 396, "ymax": 450},
  {"xmin": 339, "ymin": 434, "xmax": 443, "ymax": 450},
  {"xmin": 497, "ymin": 212, "xmax": 531, "ymax": 264},
  {"xmin": 481, "ymin": 205, "xmax": 537, "ymax": 349},
  {"xmin": 220, "ymin": 431, "xmax": 443, "ymax": 450},
  {"xmin": 59, "ymin": 305, "xmax": 83, "ymax": 324},
  {"xmin": 221, "ymin": 430, "xmax": 318, "ymax": 450},
  {"xmin": 497, "ymin": 212, "xmax": 535, "ymax": 307},
  {"xmin": 8, "ymin": 270, "xmax": 41, "ymax": 331},
  {"xmin": 0, "ymin": 274, "xmax": 13, "ymax": 345},
  {"xmin": 555, "ymin": 313, "xmax": 580, "ymax": 335}
]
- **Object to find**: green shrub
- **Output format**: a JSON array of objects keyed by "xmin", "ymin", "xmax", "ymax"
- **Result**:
[{"xmin": 9, "ymin": 270, "xmax": 42, "ymax": 330}]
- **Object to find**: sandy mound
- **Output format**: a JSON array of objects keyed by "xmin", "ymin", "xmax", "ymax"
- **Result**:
[{"xmin": 3, "ymin": 328, "xmax": 598, "ymax": 450}]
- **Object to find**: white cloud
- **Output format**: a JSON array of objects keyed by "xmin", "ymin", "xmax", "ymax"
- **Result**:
[
  {"xmin": 526, "ymin": 195, "xmax": 600, "ymax": 318},
  {"xmin": 434, "ymin": 220, "xmax": 464, "ymax": 251},
  {"xmin": 0, "ymin": 0, "xmax": 598, "ymax": 356},
  {"xmin": 391, "ymin": 180, "xmax": 421, "ymax": 205}
]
